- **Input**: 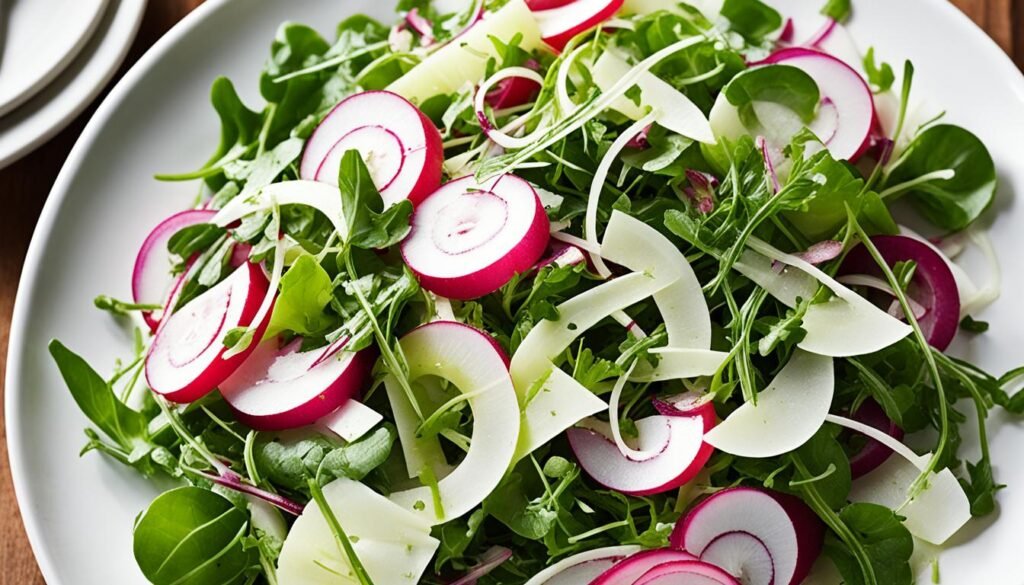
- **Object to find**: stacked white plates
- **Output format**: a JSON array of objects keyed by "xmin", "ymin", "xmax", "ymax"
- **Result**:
[{"xmin": 0, "ymin": 0, "xmax": 147, "ymax": 170}]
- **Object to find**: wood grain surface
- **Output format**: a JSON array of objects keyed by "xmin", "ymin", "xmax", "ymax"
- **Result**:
[{"xmin": 0, "ymin": 1, "xmax": 1020, "ymax": 583}]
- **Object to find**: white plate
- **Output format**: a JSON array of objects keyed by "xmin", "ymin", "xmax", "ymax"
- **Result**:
[
  {"xmin": 0, "ymin": 0, "xmax": 145, "ymax": 171},
  {"xmin": 5, "ymin": 0, "xmax": 1024, "ymax": 583},
  {"xmin": 0, "ymin": 0, "xmax": 109, "ymax": 117}
]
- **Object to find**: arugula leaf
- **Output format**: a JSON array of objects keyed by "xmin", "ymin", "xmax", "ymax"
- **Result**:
[
  {"xmin": 484, "ymin": 473, "xmax": 558, "ymax": 540},
  {"xmin": 724, "ymin": 65, "xmax": 821, "ymax": 127},
  {"xmin": 883, "ymin": 124, "xmax": 997, "ymax": 231},
  {"xmin": 337, "ymin": 150, "xmax": 414, "ymax": 250},
  {"xmin": 253, "ymin": 434, "xmax": 336, "ymax": 491},
  {"xmin": 826, "ymin": 503, "xmax": 914, "ymax": 585},
  {"xmin": 317, "ymin": 425, "xmax": 396, "ymax": 483},
  {"xmin": 133, "ymin": 487, "xmax": 253, "ymax": 585},
  {"xmin": 267, "ymin": 254, "xmax": 335, "ymax": 337},
  {"xmin": 792, "ymin": 428, "xmax": 852, "ymax": 509},
  {"xmin": 863, "ymin": 47, "xmax": 895, "ymax": 93},
  {"xmin": 719, "ymin": 0, "xmax": 784, "ymax": 42},
  {"xmin": 168, "ymin": 223, "xmax": 225, "ymax": 260},
  {"xmin": 49, "ymin": 341, "xmax": 148, "ymax": 454},
  {"xmin": 820, "ymin": 0, "xmax": 852, "ymax": 22}
]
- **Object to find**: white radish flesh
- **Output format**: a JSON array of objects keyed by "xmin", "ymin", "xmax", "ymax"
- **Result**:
[
  {"xmin": 300, "ymin": 91, "xmax": 443, "ymax": 206},
  {"xmin": 593, "ymin": 51, "xmax": 715, "ymax": 143},
  {"xmin": 703, "ymin": 350, "xmax": 833, "ymax": 459},
  {"xmin": 387, "ymin": 322, "xmax": 520, "ymax": 524},
  {"xmin": 591, "ymin": 549, "xmax": 698, "ymax": 585},
  {"xmin": 531, "ymin": 0, "xmax": 625, "ymax": 51},
  {"xmin": 220, "ymin": 337, "xmax": 374, "ymax": 431},
  {"xmin": 673, "ymin": 487, "xmax": 824, "ymax": 585},
  {"xmin": 401, "ymin": 173, "xmax": 550, "ymax": 300},
  {"xmin": 700, "ymin": 531, "xmax": 775, "ymax": 585},
  {"xmin": 145, "ymin": 262, "xmax": 270, "ymax": 403},
  {"xmin": 276, "ymin": 477, "xmax": 438, "ymax": 585},
  {"xmin": 388, "ymin": 0, "xmax": 543, "ymax": 104},
  {"xmin": 523, "ymin": 545, "xmax": 641, "ymax": 585},
  {"xmin": 568, "ymin": 413, "xmax": 714, "ymax": 495},
  {"xmin": 635, "ymin": 560, "xmax": 742, "ymax": 585},
  {"xmin": 132, "ymin": 209, "xmax": 217, "ymax": 331}
]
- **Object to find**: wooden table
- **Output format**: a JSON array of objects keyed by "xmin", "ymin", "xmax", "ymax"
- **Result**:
[{"xmin": 0, "ymin": 0, "xmax": 1021, "ymax": 582}]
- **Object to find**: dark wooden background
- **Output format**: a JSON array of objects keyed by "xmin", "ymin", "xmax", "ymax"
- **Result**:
[{"xmin": 0, "ymin": 0, "xmax": 1020, "ymax": 582}]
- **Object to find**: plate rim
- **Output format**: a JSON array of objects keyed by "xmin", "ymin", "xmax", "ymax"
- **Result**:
[
  {"xmin": 5, "ymin": 0, "xmax": 1024, "ymax": 582},
  {"xmin": 0, "ymin": 0, "xmax": 147, "ymax": 171},
  {"xmin": 0, "ymin": 0, "xmax": 111, "ymax": 118}
]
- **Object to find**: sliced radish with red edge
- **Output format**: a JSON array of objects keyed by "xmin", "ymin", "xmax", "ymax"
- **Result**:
[
  {"xmin": 635, "ymin": 560, "xmax": 741, "ymax": 585},
  {"xmin": 672, "ymin": 487, "xmax": 824, "ymax": 585},
  {"xmin": 401, "ymin": 173, "xmax": 550, "ymax": 300},
  {"xmin": 699, "ymin": 531, "xmax": 775, "ymax": 585},
  {"xmin": 523, "ymin": 545, "xmax": 640, "ymax": 585},
  {"xmin": 839, "ymin": 234, "xmax": 961, "ymax": 350},
  {"xmin": 845, "ymin": 398, "xmax": 904, "ymax": 479},
  {"xmin": 146, "ymin": 262, "xmax": 271, "ymax": 403},
  {"xmin": 220, "ymin": 337, "xmax": 375, "ymax": 431},
  {"xmin": 757, "ymin": 48, "xmax": 876, "ymax": 161},
  {"xmin": 133, "ymin": 209, "xmax": 217, "ymax": 331},
  {"xmin": 567, "ymin": 409, "xmax": 714, "ymax": 496},
  {"xmin": 300, "ymin": 90, "xmax": 443, "ymax": 206},
  {"xmin": 531, "ymin": 0, "xmax": 625, "ymax": 52},
  {"xmin": 486, "ymin": 60, "xmax": 542, "ymax": 109},
  {"xmin": 591, "ymin": 548, "xmax": 698, "ymax": 585},
  {"xmin": 653, "ymin": 392, "xmax": 716, "ymax": 427}
]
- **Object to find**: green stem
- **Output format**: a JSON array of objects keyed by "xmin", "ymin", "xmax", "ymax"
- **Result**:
[{"xmin": 307, "ymin": 479, "xmax": 375, "ymax": 585}]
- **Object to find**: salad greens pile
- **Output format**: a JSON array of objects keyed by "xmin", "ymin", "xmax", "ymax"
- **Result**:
[{"xmin": 48, "ymin": 0, "xmax": 1022, "ymax": 583}]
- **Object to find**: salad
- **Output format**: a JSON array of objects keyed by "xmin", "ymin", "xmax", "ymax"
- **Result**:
[{"xmin": 48, "ymin": 0, "xmax": 1022, "ymax": 583}]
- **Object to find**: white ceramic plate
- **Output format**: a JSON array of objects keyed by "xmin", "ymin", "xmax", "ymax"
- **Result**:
[
  {"xmin": 0, "ymin": 0, "xmax": 109, "ymax": 117},
  {"xmin": 0, "ymin": 0, "xmax": 145, "ymax": 171},
  {"xmin": 6, "ymin": 0, "xmax": 1024, "ymax": 583}
]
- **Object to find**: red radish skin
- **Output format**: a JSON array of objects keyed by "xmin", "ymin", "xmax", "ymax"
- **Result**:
[
  {"xmin": 146, "ymin": 262, "xmax": 271, "ymax": 403},
  {"xmin": 567, "ymin": 412, "xmax": 715, "ymax": 496},
  {"xmin": 635, "ymin": 560, "xmax": 741, "ymax": 585},
  {"xmin": 840, "ymin": 235, "xmax": 961, "ymax": 350},
  {"xmin": 401, "ymin": 174, "xmax": 550, "ymax": 300},
  {"xmin": 653, "ymin": 393, "xmax": 717, "ymax": 428},
  {"xmin": 700, "ymin": 531, "xmax": 776, "ymax": 585},
  {"xmin": 672, "ymin": 488, "xmax": 824, "ymax": 585},
  {"xmin": 592, "ymin": 549, "xmax": 698, "ymax": 585},
  {"xmin": 531, "ymin": 0, "xmax": 625, "ymax": 52},
  {"xmin": 846, "ymin": 398, "xmax": 905, "ymax": 479},
  {"xmin": 758, "ymin": 48, "xmax": 876, "ymax": 161},
  {"xmin": 300, "ymin": 90, "xmax": 443, "ymax": 206},
  {"xmin": 526, "ymin": 0, "xmax": 576, "ymax": 9},
  {"xmin": 485, "ymin": 60, "xmax": 542, "ymax": 109},
  {"xmin": 220, "ymin": 337, "xmax": 376, "ymax": 431},
  {"xmin": 133, "ymin": 209, "xmax": 217, "ymax": 331}
]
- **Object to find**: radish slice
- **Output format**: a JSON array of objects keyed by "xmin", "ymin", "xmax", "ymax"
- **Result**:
[
  {"xmin": 840, "ymin": 235, "xmax": 961, "ymax": 351},
  {"xmin": 673, "ymin": 488, "xmax": 824, "ymax": 585},
  {"xmin": 592, "ymin": 52, "xmax": 715, "ymax": 144},
  {"xmin": 219, "ymin": 337, "xmax": 375, "ymax": 431},
  {"xmin": 804, "ymin": 21, "xmax": 865, "ymax": 75},
  {"xmin": 591, "ymin": 549, "xmax": 698, "ymax": 585},
  {"xmin": 703, "ymin": 350, "xmax": 833, "ymax": 459},
  {"xmin": 757, "ymin": 48, "xmax": 875, "ymax": 160},
  {"xmin": 387, "ymin": 322, "xmax": 520, "ymax": 525},
  {"xmin": 635, "ymin": 560, "xmax": 741, "ymax": 585},
  {"xmin": 401, "ymin": 174, "xmax": 550, "ymax": 300},
  {"xmin": 828, "ymin": 414, "xmax": 972, "ymax": 545},
  {"xmin": 132, "ymin": 209, "xmax": 217, "ymax": 331},
  {"xmin": 276, "ymin": 477, "xmax": 438, "ymax": 585},
  {"xmin": 388, "ymin": 0, "xmax": 543, "ymax": 104},
  {"xmin": 523, "ymin": 545, "xmax": 641, "ymax": 585},
  {"xmin": 653, "ymin": 392, "xmax": 717, "ymax": 425},
  {"xmin": 844, "ymin": 399, "xmax": 904, "ymax": 479},
  {"xmin": 531, "ymin": 0, "xmax": 625, "ymax": 51},
  {"xmin": 485, "ymin": 60, "xmax": 542, "ymax": 109},
  {"xmin": 299, "ymin": 90, "xmax": 443, "ymax": 206},
  {"xmin": 527, "ymin": 0, "xmax": 575, "ymax": 9},
  {"xmin": 318, "ymin": 399, "xmax": 383, "ymax": 443},
  {"xmin": 568, "ymin": 412, "xmax": 714, "ymax": 495},
  {"xmin": 145, "ymin": 262, "xmax": 270, "ymax": 403},
  {"xmin": 743, "ymin": 236, "xmax": 913, "ymax": 357},
  {"xmin": 700, "ymin": 532, "xmax": 775, "ymax": 585}
]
